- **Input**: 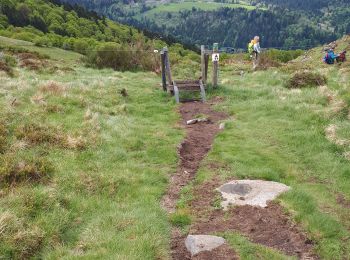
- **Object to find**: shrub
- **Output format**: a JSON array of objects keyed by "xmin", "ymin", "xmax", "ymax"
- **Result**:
[
  {"xmin": 265, "ymin": 49, "xmax": 304, "ymax": 63},
  {"xmin": 86, "ymin": 41, "xmax": 158, "ymax": 71},
  {"xmin": 287, "ymin": 70, "xmax": 327, "ymax": 89},
  {"xmin": 4, "ymin": 54, "xmax": 17, "ymax": 67},
  {"xmin": 34, "ymin": 36, "xmax": 52, "ymax": 47}
]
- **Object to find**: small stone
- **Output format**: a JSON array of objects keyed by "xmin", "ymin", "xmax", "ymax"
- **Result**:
[
  {"xmin": 185, "ymin": 235, "xmax": 225, "ymax": 256},
  {"xmin": 219, "ymin": 122, "xmax": 225, "ymax": 130},
  {"xmin": 186, "ymin": 119, "xmax": 198, "ymax": 125}
]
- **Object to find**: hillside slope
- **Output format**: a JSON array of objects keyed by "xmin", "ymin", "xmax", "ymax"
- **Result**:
[
  {"xmin": 1, "ymin": 31, "xmax": 350, "ymax": 259},
  {"xmin": 61, "ymin": 0, "xmax": 349, "ymax": 49}
]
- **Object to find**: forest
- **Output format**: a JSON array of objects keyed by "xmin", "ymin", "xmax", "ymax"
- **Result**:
[
  {"xmin": 58, "ymin": 0, "xmax": 350, "ymax": 49},
  {"xmin": 0, "ymin": 0, "xmax": 195, "ymax": 70}
]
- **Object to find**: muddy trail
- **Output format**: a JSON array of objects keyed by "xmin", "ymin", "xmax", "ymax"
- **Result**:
[
  {"xmin": 161, "ymin": 100, "xmax": 227, "ymax": 213},
  {"xmin": 164, "ymin": 100, "xmax": 318, "ymax": 259}
]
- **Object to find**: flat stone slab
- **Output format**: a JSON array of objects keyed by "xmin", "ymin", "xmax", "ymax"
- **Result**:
[
  {"xmin": 218, "ymin": 180, "xmax": 290, "ymax": 209},
  {"xmin": 185, "ymin": 235, "xmax": 226, "ymax": 256}
]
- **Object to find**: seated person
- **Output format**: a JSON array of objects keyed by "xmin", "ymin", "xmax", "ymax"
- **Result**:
[
  {"xmin": 336, "ymin": 51, "xmax": 347, "ymax": 63},
  {"xmin": 323, "ymin": 49, "xmax": 338, "ymax": 64}
]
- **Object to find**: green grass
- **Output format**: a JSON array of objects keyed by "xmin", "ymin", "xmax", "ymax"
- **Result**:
[
  {"xmin": 143, "ymin": 1, "xmax": 257, "ymax": 16},
  {"xmin": 0, "ymin": 36, "xmax": 82, "ymax": 63},
  {"xmin": 1, "ymin": 35, "xmax": 350, "ymax": 259},
  {"xmin": 188, "ymin": 64, "xmax": 350, "ymax": 259},
  {"xmin": 0, "ymin": 58, "xmax": 183, "ymax": 258},
  {"xmin": 223, "ymin": 232, "xmax": 296, "ymax": 259}
]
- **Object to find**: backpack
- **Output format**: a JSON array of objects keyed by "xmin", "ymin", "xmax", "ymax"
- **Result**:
[{"xmin": 248, "ymin": 41, "xmax": 254, "ymax": 55}]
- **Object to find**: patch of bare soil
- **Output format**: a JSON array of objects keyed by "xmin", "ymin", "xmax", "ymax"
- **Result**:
[
  {"xmin": 188, "ymin": 180, "xmax": 318, "ymax": 259},
  {"xmin": 337, "ymin": 193, "xmax": 350, "ymax": 209},
  {"xmin": 0, "ymin": 61, "xmax": 13, "ymax": 75},
  {"xmin": 17, "ymin": 52, "xmax": 47, "ymax": 70},
  {"xmin": 161, "ymin": 100, "xmax": 227, "ymax": 213}
]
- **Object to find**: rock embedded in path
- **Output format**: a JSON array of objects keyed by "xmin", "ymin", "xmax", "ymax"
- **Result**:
[
  {"xmin": 218, "ymin": 180, "xmax": 290, "ymax": 209},
  {"xmin": 185, "ymin": 235, "xmax": 226, "ymax": 256}
]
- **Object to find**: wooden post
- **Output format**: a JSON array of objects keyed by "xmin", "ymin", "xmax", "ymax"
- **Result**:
[
  {"xmin": 163, "ymin": 47, "xmax": 173, "ymax": 90},
  {"xmin": 212, "ymin": 43, "xmax": 219, "ymax": 88},
  {"xmin": 160, "ymin": 50, "xmax": 167, "ymax": 91},
  {"xmin": 201, "ymin": 45, "xmax": 206, "ymax": 84},
  {"xmin": 204, "ymin": 53, "xmax": 209, "ymax": 84}
]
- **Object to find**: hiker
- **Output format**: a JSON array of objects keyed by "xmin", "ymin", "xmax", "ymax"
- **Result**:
[
  {"xmin": 248, "ymin": 36, "xmax": 261, "ymax": 70},
  {"xmin": 336, "ymin": 50, "xmax": 347, "ymax": 63},
  {"xmin": 323, "ymin": 49, "xmax": 339, "ymax": 64}
]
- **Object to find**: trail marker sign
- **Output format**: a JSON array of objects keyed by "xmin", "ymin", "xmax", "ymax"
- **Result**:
[{"xmin": 212, "ymin": 53, "xmax": 220, "ymax": 62}]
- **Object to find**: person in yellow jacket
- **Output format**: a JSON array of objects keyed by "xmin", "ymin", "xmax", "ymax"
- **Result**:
[{"xmin": 248, "ymin": 36, "xmax": 261, "ymax": 70}]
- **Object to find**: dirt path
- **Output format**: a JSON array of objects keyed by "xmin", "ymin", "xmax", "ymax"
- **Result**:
[
  {"xmin": 164, "ymin": 100, "xmax": 318, "ymax": 259},
  {"xmin": 189, "ymin": 179, "xmax": 317, "ymax": 259},
  {"xmin": 161, "ymin": 100, "xmax": 227, "ymax": 213}
]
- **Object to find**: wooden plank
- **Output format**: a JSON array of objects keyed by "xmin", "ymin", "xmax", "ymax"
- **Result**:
[
  {"xmin": 175, "ymin": 80, "xmax": 200, "ymax": 84},
  {"xmin": 160, "ymin": 50, "xmax": 167, "ymax": 91},
  {"xmin": 167, "ymin": 85, "xmax": 202, "ymax": 92}
]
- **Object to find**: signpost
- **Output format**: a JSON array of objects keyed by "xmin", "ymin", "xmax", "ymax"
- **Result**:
[
  {"xmin": 212, "ymin": 43, "xmax": 219, "ymax": 88},
  {"xmin": 212, "ymin": 53, "xmax": 220, "ymax": 62}
]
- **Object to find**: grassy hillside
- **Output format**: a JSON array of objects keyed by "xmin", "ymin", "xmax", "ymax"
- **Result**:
[
  {"xmin": 1, "ymin": 33, "xmax": 350, "ymax": 259},
  {"xmin": 0, "ymin": 36, "xmax": 184, "ymax": 259},
  {"xmin": 0, "ymin": 0, "xmax": 198, "ymax": 71},
  {"xmin": 61, "ymin": 0, "xmax": 349, "ymax": 49}
]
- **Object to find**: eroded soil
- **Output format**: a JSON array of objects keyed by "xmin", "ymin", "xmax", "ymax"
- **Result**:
[
  {"xmin": 165, "ymin": 100, "xmax": 317, "ymax": 259},
  {"xmin": 189, "ymin": 179, "xmax": 318, "ymax": 259},
  {"xmin": 161, "ymin": 100, "xmax": 227, "ymax": 213}
]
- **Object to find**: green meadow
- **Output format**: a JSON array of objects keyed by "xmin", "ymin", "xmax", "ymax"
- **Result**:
[{"xmin": 1, "ymin": 36, "xmax": 350, "ymax": 259}]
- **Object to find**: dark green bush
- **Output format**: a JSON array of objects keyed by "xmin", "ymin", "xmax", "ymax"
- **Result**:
[
  {"xmin": 265, "ymin": 49, "xmax": 304, "ymax": 63},
  {"xmin": 86, "ymin": 41, "xmax": 158, "ymax": 71}
]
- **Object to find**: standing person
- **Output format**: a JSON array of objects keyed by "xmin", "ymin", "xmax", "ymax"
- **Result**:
[{"xmin": 252, "ymin": 36, "xmax": 261, "ymax": 70}]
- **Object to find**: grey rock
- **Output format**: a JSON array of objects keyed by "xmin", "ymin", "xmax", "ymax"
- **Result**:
[
  {"xmin": 218, "ymin": 180, "xmax": 290, "ymax": 209},
  {"xmin": 185, "ymin": 234, "xmax": 225, "ymax": 256}
]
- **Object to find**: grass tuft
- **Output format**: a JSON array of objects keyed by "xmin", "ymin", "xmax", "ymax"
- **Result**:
[
  {"xmin": 15, "ymin": 123, "xmax": 64, "ymax": 146},
  {"xmin": 0, "ymin": 154, "xmax": 53, "ymax": 187},
  {"xmin": 169, "ymin": 209, "xmax": 191, "ymax": 228},
  {"xmin": 39, "ymin": 81, "xmax": 66, "ymax": 96},
  {"xmin": 0, "ymin": 121, "xmax": 8, "ymax": 153},
  {"xmin": 287, "ymin": 70, "xmax": 327, "ymax": 89},
  {"xmin": 0, "ymin": 211, "xmax": 44, "ymax": 259}
]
